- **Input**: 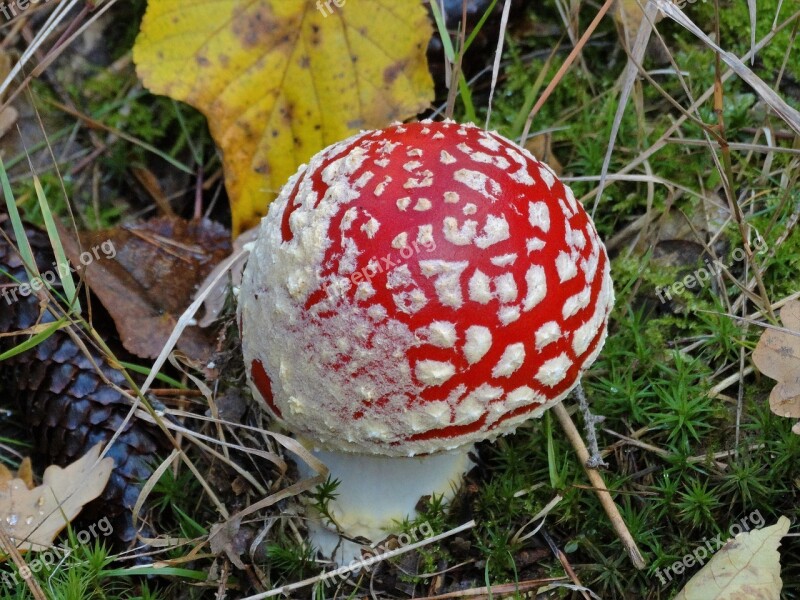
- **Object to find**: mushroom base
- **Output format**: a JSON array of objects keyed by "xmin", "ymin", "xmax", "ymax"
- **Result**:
[{"xmin": 297, "ymin": 441, "xmax": 473, "ymax": 565}]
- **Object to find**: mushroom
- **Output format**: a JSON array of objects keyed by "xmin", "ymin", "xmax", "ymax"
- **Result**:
[{"xmin": 239, "ymin": 119, "xmax": 614, "ymax": 558}]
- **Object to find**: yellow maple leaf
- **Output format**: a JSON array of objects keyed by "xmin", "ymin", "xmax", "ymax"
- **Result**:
[{"xmin": 133, "ymin": 0, "xmax": 434, "ymax": 233}]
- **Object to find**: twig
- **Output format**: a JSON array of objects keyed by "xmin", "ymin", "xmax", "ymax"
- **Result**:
[
  {"xmin": 574, "ymin": 383, "xmax": 607, "ymax": 468},
  {"xmin": 520, "ymin": 0, "xmax": 615, "ymax": 142},
  {"xmin": 411, "ymin": 577, "xmax": 568, "ymax": 600},
  {"xmin": 241, "ymin": 520, "xmax": 477, "ymax": 599},
  {"xmin": 553, "ymin": 402, "xmax": 646, "ymax": 569},
  {"xmin": 0, "ymin": 525, "xmax": 47, "ymax": 600}
]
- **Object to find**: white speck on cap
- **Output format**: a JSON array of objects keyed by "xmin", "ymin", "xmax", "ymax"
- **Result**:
[
  {"xmin": 562, "ymin": 285, "xmax": 592, "ymax": 319},
  {"xmin": 535, "ymin": 321, "xmax": 562, "ymax": 350},
  {"xmin": 393, "ymin": 289, "xmax": 428, "ymax": 314},
  {"xmin": 419, "ymin": 260, "xmax": 469, "ymax": 309},
  {"xmin": 474, "ymin": 215, "xmax": 510, "ymax": 249},
  {"xmin": 417, "ymin": 224, "xmax": 435, "ymax": 247},
  {"xmin": 490, "ymin": 253, "xmax": 517, "ymax": 267},
  {"xmin": 415, "ymin": 360, "xmax": 456, "ymax": 386},
  {"xmin": 457, "ymin": 143, "xmax": 474, "ymax": 154},
  {"xmin": 468, "ymin": 269, "xmax": 492, "ymax": 304},
  {"xmin": 373, "ymin": 175, "xmax": 392, "ymax": 196},
  {"xmin": 455, "ymin": 395, "xmax": 484, "ymax": 424},
  {"xmin": 465, "ymin": 383, "xmax": 503, "ymax": 404},
  {"xmin": 539, "ymin": 165, "xmax": 556, "ymax": 189},
  {"xmin": 413, "ymin": 198, "xmax": 432, "ymax": 211},
  {"xmin": 404, "ymin": 171, "xmax": 434, "ymax": 188},
  {"xmin": 528, "ymin": 201, "xmax": 550, "ymax": 232},
  {"xmin": 507, "ymin": 386, "xmax": 537, "ymax": 407},
  {"xmin": 340, "ymin": 207, "xmax": 358, "ymax": 231},
  {"xmin": 463, "ymin": 325, "xmax": 492, "ymax": 364},
  {"xmin": 535, "ymin": 353, "xmax": 573, "ymax": 387},
  {"xmin": 526, "ymin": 238, "xmax": 546, "ymax": 253},
  {"xmin": 440, "ymin": 150, "xmax": 457, "ymax": 165},
  {"xmin": 469, "ymin": 151, "xmax": 511, "ymax": 170},
  {"xmin": 443, "ymin": 217, "xmax": 478, "ymax": 246},
  {"xmin": 492, "ymin": 343, "xmax": 526, "ymax": 378},
  {"xmin": 361, "ymin": 217, "xmax": 380, "ymax": 239},
  {"xmin": 478, "ymin": 134, "xmax": 502, "ymax": 152},
  {"xmin": 386, "ymin": 264, "xmax": 414, "ymax": 289},
  {"xmin": 522, "ymin": 265, "xmax": 547, "ymax": 311},
  {"xmin": 354, "ymin": 171, "xmax": 375, "ymax": 189},
  {"xmin": 391, "ymin": 232, "xmax": 409, "ymax": 249},
  {"xmin": 493, "ymin": 273, "xmax": 518, "ymax": 303},
  {"xmin": 556, "ymin": 251, "xmax": 578, "ymax": 282},
  {"xmin": 421, "ymin": 321, "xmax": 458, "ymax": 348},
  {"xmin": 355, "ymin": 281, "xmax": 376, "ymax": 300},
  {"xmin": 498, "ymin": 305, "xmax": 521, "ymax": 325},
  {"xmin": 454, "ymin": 168, "xmax": 500, "ymax": 201}
]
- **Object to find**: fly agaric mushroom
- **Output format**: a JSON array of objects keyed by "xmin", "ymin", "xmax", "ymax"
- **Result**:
[{"xmin": 239, "ymin": 119, "xmax": 613, "ymax": 552}]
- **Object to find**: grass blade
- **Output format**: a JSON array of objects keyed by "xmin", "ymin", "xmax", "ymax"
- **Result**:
[
  {"xmin": 0, "ymin": 319, "xmax": 67, "ymax": 361},
  {"xmin": 32, "ymin": 173, "xmax": 80, "ymax": 313},
  {"xmin": 0, "ymin": 156, "xmax": 37, "ymax": 281}
]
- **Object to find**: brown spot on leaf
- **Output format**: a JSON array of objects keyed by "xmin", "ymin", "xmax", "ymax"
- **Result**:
[
  {"xmin": 231, "ymin": 3, "xmax": 283, "ymax": 49},
  {"xmin": 384, "ymin": 60, "xmax": 406, "ymax": 85}
]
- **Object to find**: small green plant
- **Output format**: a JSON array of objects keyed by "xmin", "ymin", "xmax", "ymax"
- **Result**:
[{"xmin": 310, "ymin": 475, "xmax": 341, "ymax": 530}]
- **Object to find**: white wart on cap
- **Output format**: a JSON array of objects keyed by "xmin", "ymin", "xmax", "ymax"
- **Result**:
[{"xmin": 240, "ymin": 120, "xmax": 614, "ymax": 456}]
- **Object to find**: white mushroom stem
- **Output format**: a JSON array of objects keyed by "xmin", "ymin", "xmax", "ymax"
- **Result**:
[{"xmin": 297, "ymin": 440, "xmax": 473, "ymax": 565}]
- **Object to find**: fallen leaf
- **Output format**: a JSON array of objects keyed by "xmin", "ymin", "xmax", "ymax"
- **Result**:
[
  {"xmin": 674, "ymin": 516, "xmax": 789, "ymax": 600},
  {"xmin": 58, "ymin": 217, "xmax": 231, "ymax": 361},
  {"xmin": 613, "ymin": 0, "xmax": 667, "ymax": 61},
  {"xmin": 195, "ymin": 226, "xmax": 259, "ymax": 327},
  {"xmin": 752, "ymin": 300, "xmax": 800, "ymax": 420},
  {"xmin": 209, "ymin": 517, "xmax": 247, "ymax": 569},
  {"xmin": 0, "ymin": 444, "xmax": 113, "ymax": 553},
  {"xmin": 525, "ymin": 133, "xmax": 562, "ymax": 176},
  {"xmin": 133, "ymin": 0, "xmax": 434, "ymax": 233}
]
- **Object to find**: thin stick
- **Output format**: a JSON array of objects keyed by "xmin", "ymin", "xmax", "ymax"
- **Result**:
[
  {"xmin": 0, "ymin": 525, "xmax": 47, "ymax": 600},
  {"xmin": 552, "ymin": 402, "xmax": 646, "ymax": 569},
  {"xmin": 520, "ymin": 0, "xmax": 614, "ymax": 143},
  {"xmin": 242, "ymin": 520, "xmax": 477, "ymax": 599}
]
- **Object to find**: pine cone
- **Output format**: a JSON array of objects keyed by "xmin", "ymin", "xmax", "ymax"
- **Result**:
[{"xmin": 0, "ymin": 222, "xmax": 166, "ymax": 548}]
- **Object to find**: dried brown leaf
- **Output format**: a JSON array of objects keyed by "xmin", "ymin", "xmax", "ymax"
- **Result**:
[
  {"xmin": 0, "ymin": 444, "xmax": 113, "ymax": 553},
  {"xmin": 752, "ymin": 300, "xmax": 800, "ymax": 420},
  {"xmin": 58, "ymin": 217, "xmax": 231, "ymax": 360},
  {"xmin": 674, "ymin": 516, "xmax": 788, "ymax": 599}
]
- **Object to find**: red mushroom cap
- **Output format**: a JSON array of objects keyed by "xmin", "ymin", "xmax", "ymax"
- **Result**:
[{"xmin": 240, "ymin": 120, "xmax": 614, "ymax": 456}]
